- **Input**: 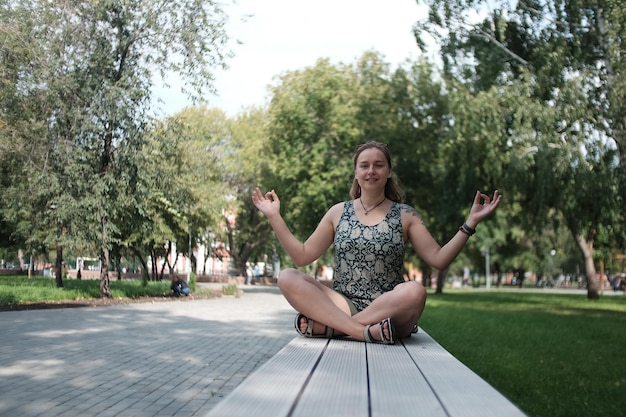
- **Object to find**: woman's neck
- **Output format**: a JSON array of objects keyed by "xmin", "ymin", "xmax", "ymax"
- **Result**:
[
  {"xmin": 359, "ymin": 194, "xmax": 386, "ymax": 215},
  {"xmin": 359, "ymin": 194, "xmax": 386, "ymax": 206}
]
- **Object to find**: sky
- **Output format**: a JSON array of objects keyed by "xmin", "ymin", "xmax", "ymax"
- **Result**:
[{"xmin": 154, "ymin": 0, "xmax": 428, "ymax": 117}]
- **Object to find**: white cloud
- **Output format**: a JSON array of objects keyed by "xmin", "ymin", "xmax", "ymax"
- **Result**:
[{"xmin": 154, "ymin": 0, "xmax": 427, "ymax": 116}]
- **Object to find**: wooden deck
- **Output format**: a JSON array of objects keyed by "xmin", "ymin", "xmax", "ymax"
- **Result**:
[{"xmin": 205, "ymin": 329, "xmax": 527, "ymax": 417}]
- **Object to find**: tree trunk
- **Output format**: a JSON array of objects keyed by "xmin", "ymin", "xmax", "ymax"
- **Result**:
[
  {"xmin": 99, "ymin": 215, "xmax": 111, "ymax": 298},
  {"xmin": 150, "ymin": 247, "xmax": 157, "ymax": 280},
  {"xmin": 116, "ymin": 255, "xmax": 123, "ymax": 281},
  {"xmin": 574, "ymin": 233, "xmax": 600, "ymax": 300},
  {"xmin": 435, "ymin": 268, "xmax": 447, "ymax": 294},
  {"xmin": 55, "ymin": 241, "xmax": 64, "ymax": 288},
  {"xmin": 129, "ymin": 246, "xmax": 149, "ymax": 275},
  {"xmin": 100, "ymin": 247, "xmax": 111, "ymax": 298},
  {"xmin": 422, "ymin": 263, "xmax": 432, "ymax": 289}
]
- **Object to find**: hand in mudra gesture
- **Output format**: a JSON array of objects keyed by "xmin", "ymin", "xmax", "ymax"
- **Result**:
[
  {"xmin": 468, "ymin": 190, "xmax": 502, "ymax": 225},
  {"xmin": 252, "ymin": 187, "xmax": 281, "ymax": 218}
]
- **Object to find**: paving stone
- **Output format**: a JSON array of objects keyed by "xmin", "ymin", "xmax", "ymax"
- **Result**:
[{"xmin": 0, "ymin": 286, "xmax": 296, "ymax": 417}]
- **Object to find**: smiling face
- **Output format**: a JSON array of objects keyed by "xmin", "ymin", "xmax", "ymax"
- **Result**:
[{"xmin": 354, "ymin": 147, "xmax": 392, "ymax": 194}]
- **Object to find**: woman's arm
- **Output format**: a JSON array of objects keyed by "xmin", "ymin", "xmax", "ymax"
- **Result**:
[
  {"xmin": 252, "ymin": 188, "xmax": 337, "ymax": 267},
  {"xmin": 407, "ymin": 190, "xmax": 502, "ymax": 270}
]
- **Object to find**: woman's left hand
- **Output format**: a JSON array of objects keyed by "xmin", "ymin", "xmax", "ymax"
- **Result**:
[{"xmin": 467, "ymin": 190, "xmax": 502, "ymax": 228}]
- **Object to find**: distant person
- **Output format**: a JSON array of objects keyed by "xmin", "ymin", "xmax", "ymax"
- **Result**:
[
  {"xmin": 253, "ymin": 264, "xmax": 261, "ymax": 285},
  {"xmin": 246, "ymin": 264, "xmax": 254, "ymax": 285},
  {"xmin": 463, "ymin": 265, "xmax": 470, "ymax": 287},
  {"xmin": 170, "ymin": 275, "xmax": 191, "ymax": 297}
]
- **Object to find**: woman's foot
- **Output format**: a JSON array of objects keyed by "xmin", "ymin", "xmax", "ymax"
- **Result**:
[
  {"xmin": 295, "ymin": 314, "xmax": 335, "ymax": 338},
  {"xmin": 363, "ymin": 318, "xmax": 395, "ymax": 344}
]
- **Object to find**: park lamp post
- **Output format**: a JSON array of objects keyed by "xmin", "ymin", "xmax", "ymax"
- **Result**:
[
  {"xmin": 482, "ymin": 246, "xmax": 491, "ymax": 290},
  {"xmin": 549, "ymin": 249, "xmax": 556, "ymax": 280}
]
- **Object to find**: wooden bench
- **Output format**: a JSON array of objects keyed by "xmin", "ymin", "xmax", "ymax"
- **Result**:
[{"xmin": 205, "ymin": 329, "xmax": 527, "ymax": 417}]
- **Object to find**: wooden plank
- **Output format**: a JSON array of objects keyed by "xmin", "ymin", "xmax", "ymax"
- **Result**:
[
  {"xmin": 291, "ymin": 338, "xmax": 368, "ymax": 417},
  {"xmin": 204, "ymin": 337, "xmax": 328, "ymax": 417},
  {"xmin": 367, "ymin": 342, "xmax": 448, "ymax": 417},
  {"xmin": 404, "ymin": 330, "xmax": 527, "ymax": 417}
]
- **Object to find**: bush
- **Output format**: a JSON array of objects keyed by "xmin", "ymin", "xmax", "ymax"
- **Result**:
[{"xmin": 222, "ymin": 284, "xmax": 238, "ymax": 296}]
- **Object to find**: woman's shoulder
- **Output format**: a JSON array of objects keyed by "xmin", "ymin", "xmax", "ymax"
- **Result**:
[
  {"xmin": 321, "ymin": 201, "xmax": 349, "ymax": 225},
  {"xmin": 327, "ymin": 201, "xmax": 348, "ymax": 215},
  {"xmin": 395, "ymin": 202, "xmax": 424, "ymax": 222},
  {"xmin": 325, "ymin": 200, "xmax": 352, "ymax": 220},
  {"xmin": 393, "ymin": 201, "xmax": 413, "ymax": 212},
  {"xmin": 334, "ymin": 200, "xmax": 349, "ymax": 208}
]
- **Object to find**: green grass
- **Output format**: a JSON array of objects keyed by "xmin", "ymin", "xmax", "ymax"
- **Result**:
[
  {"xmin": 221, "ymin": 283, "xmax": 239, "ymax": 296},
  {"xmin": 421, "ymin": 290, "xmax": 626, "ymax": 417},
  {"xmin": 0, "ymin": 275, "xmax": 212, "ymax": 305}
]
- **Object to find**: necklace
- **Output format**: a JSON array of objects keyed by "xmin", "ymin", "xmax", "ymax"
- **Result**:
[{"xmin": 360, "ymin": 197, "xmax": 386, "ymax": 215}]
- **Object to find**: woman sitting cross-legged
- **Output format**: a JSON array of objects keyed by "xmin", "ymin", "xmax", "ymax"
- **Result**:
[{"xmin": 252, "ymin": 141, "xmax": 501, "ymax": 344}]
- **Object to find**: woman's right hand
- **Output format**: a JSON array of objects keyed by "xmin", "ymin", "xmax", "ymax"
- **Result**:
[{"xmin": 252, "ymin": 187, "xmax": 280, "ymax": 219}]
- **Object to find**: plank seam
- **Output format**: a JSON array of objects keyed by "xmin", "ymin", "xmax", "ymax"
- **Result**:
[
  {"xmin": 401, "ymin": 339, "xmax": 452, "ymax": 417},
  {"xmin": 286, "ymin": 338, "xmax": 331, "ymax": 417},
  {"xmin": 365, "ymin": 343, "xmax": 372, "ymax": 417}
]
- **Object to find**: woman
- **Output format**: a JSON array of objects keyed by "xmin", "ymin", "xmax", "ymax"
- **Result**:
[{"xmin": 252, "ymin": 141, "xmax": 501, "ymax": 344}]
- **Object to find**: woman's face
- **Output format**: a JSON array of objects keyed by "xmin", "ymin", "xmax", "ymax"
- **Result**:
[{"xmin": 354, "ymin": 148, "xmax": 391, "ymax": 192}]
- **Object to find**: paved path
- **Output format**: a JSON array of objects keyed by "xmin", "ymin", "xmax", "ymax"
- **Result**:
[{"xmin": 0, "ymin": 285, "xmax": 296, "ymax": 417}]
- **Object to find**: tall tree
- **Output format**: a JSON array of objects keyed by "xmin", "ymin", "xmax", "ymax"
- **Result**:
[
  {"xmin": 267, "ymin": 57, "xmax": 363, "ymax": 248},
  {"xmin": 1, "ymin": 1, "xmax": 231, "ymax": 295},
  {"xmin": 414, "ymin": 0, "xmax": 625, "ymax": 298},
  {"xmin": 223, "ymin": 106, "xmax": 276, "ymax": 277}
]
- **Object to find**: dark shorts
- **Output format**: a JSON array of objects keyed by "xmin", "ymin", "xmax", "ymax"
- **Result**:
[{"xmin": 338, "ymin": 293, "xmax": 360, "ymax": 316}]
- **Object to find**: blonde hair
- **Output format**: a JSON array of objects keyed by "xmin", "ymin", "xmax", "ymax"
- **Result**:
[{"xmin": 349, "ymin": 141, "xmax": 404, "ymax": 203}]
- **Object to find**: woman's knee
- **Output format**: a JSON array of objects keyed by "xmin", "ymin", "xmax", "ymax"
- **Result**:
[
  {"xmin": 397, "ymin": 281, "xmax": 427, "ymax": 307},
  {"xmin": 277, "ymin": 268, "xmax": 307, "ymax": 292}
]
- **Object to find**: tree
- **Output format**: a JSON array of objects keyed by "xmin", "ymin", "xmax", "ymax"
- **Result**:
[
  {"xmin": 414, "ymin": 0, "xmax": 626, "ymax": 298},
  {"xmin": 266, "ymin": 57, "xmax": 363, "ymax": 249},
  {"xmin": 1, "ymin": 1, "xmax": 231, "ymax": 295},
  {"xmin": 223, "ymin": 106, "xmax": 276, "ymax": 277}
]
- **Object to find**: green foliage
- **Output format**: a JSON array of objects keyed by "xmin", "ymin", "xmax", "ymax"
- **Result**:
[
  {"xmin": 221, "ymin": 284, "xmax": 238, "ymax": 296},
  {"xmin": 414, "ymin": 0, "xmax": 626, "ymax": 297},
  {"xmin": 0, "ymin": 0, "xmax": 232, "ymax": 293},
  {"xmin": 267, "ymin": 58, "xmax": 364, "ymax": 242},
  {"xmin": 423, "ymin": 290, "xmax": 626, "ymax": 417},
  {"xmin": 0, "ymin": 275, "xmax": 215, "ymax": 305},
  {"xmin": 0, "ymin": 276, "xmax": 167, "ymax": 304},
  {"xmin": 265, "ymin": 52, "xmax": 510, "ymax": 277},
  {"xmin": 2, "ymin": 0, "xmax": 625, "ymax": 302}
]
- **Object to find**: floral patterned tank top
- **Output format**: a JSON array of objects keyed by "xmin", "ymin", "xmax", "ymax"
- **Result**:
[{"xmin": 332, "ymin": 200, "xmax": 405, "ymax": 311}]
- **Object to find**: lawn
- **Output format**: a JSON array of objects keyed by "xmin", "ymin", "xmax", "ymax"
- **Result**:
[
  {"xmin": 0, "ymin": 275, "xmax": 212, "ymax": 306},
  {"xmin": 421, "ymin": 290, "xmax": 626, "ymax": 417}
]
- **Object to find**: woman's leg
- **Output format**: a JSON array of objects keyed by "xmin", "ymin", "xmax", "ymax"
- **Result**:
[
  {"xmin": 352, "ymin": 281, "xmax": 427, "ymax": 338},
  {"xmin": 279, "ymin": 268, "xmax": 382, "ymax": 341}
]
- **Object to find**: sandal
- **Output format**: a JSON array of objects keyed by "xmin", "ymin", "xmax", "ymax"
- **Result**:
[
  {"xmin": 363, "ymin": 317, "xmax": 395, "ymax": 344},
  {"xmin": 294, "ymin": 313, "xmax": 334, "ymax": 338}
]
